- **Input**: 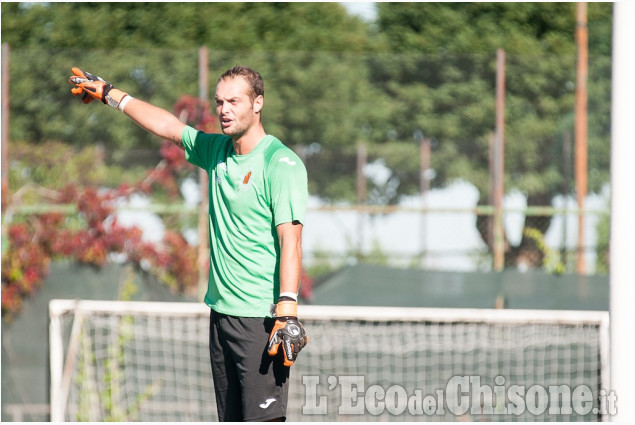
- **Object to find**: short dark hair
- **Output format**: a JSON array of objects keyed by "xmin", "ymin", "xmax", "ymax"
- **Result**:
[{"xmin": 218, "ymin": 66, "xmax": 264, "ymax": 102}]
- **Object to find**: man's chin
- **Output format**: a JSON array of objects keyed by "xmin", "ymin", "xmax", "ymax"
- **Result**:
[{"xmin": 222, "ymin": 128, "xmax": 246, "ymax": 139}]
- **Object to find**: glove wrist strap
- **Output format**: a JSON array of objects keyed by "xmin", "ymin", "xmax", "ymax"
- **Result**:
[
  {"xmin": 274, "ymin": 300, "xmax": 297, "ymax": 318},
  {"xmin": 105, "ymin": 88, "xmax": 129, "ymax": 109}
]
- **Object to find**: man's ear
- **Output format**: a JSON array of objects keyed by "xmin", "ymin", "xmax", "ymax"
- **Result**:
[{"xmin": 253, "ymin": 95, "xmax": 264, "ymax": 114}]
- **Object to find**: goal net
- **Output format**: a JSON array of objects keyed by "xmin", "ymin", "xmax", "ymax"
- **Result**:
[{"xmin": 49, "ymin": 300, "xmax": 609, "ymax": 422}]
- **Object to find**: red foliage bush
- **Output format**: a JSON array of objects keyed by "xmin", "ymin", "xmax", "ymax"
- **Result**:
[{"xmin": 1, "ymin": 95, "xmax": 216, "ymax": 320}]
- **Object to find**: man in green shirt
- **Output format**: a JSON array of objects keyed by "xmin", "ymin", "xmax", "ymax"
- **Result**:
[{"xmin": 69, "ymin": 66, "xmax": 309, "ymax": 421}]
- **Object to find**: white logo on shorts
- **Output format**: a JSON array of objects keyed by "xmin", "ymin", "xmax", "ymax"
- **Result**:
[{"xmin": 260, "ymin": 398, "xmax": 276, "ymax": 409}]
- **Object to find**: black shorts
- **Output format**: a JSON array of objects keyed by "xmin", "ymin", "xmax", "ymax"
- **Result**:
[{"xmin": 209, "ymin": 310, "xmax": 290, "ymax": 422}]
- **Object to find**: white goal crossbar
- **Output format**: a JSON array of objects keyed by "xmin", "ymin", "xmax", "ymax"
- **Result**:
[{"xmin": 49, "ymin": 299, "xmax": 610, "ymax": 422}]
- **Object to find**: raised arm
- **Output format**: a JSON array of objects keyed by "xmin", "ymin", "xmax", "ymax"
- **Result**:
[
  {"xmin": 122, "ymin": 97, "xmax": 186, "ymax": 149},
  {"xmin": 68, "ymin": 68, "xmax": 186, "ymax": 148}
]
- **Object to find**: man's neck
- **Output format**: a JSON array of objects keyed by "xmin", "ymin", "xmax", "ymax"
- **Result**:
[{"xmin": 232, "ymin": 125, "xmax": 266, "ymax": 155}]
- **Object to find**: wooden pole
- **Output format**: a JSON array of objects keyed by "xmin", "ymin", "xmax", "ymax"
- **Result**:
[
  {"xmin": 2, "ymin": 43, "xmax": 9, "ymax": 197},
  {"xmin": 356, "ymin": 141, "xmax": 367, "ymax": 257},
  {"xmin": 420, "ymin": 138, "xmax": 431, "ymax": 196},
  {"xmin": 356, "ymin": 141, "xmax": 367, "ymax": 205},
  {"xmin": 420, "ymin": 136, "xmax": 430, "ymax": 268},
  {"xmin": 197, "ymin": 46, "xmax": 210, "ymax": 302},
  {"xmin": 561, "ymin": 130, "xmax": 572, "ymax": 266},
  {"xmin": 575, "ymin": 2, "xmax": 588, "ymax": 274},
  {"xmin": 488, "ymin": 132, "xmax": 495, "ymax": 250},
  {"xmin": 493, "ymin": 48, "xmax": 506, "ymax": 271}
]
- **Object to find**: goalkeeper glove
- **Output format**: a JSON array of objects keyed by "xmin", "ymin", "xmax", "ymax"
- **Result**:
[
  {"xmin": 267, "ymin": 300, "xmax": 309, "ymax": 367},
  {"xmin": 68, "ymin": 67, "xmax": 128, "ymax": 109}
]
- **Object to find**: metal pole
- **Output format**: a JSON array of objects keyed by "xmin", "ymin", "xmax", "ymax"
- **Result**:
[
  {"xmin": 49, "ymin": 310, "xmax": 64, "ymax": 422},
  {"xmin": 575, "ymin": 2, "xmax": 588, "ymax": 274},
  {"xmin": 493, "ymin": 48, "xmax": 506, "ymax": 271},
  {"xmin": 197, "ymin": 46, "xmax": 210, "ymax": 302}
]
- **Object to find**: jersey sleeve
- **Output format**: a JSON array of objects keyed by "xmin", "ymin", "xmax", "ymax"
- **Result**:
[
  {"xmin": 269, "ymin": 149, "xmax": 308, "ymax": 226},
  {"xmin": 181, "ymin": 125, "xmax": 225, "ymax": 170}
]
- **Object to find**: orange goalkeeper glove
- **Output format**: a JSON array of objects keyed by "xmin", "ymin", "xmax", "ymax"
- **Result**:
[
  {"xmin": 68, "ymin": 67, "xmax": 128, "ymax": 108},
  {"xmin": 267, "ymin": 300, "xmax": 308, "ymax": 367}
]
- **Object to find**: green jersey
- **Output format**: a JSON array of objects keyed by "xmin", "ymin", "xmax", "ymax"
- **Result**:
[{"xmin": 182, "ymin": 126, "xmax": 308, "ymax": 317}]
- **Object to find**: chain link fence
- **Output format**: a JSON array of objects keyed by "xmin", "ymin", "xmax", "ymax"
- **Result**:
[{"xmin": 3, "ymin": 47, "xmax": 611, "ymax": 277}]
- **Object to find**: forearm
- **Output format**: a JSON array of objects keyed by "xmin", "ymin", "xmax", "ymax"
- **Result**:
[
  {"xmin": 69, "ymin": 69, "xmax": 186, "ymax": 147},
  {"xmin": 270, "ymin": 225, "xmax": 309, "ymax": 365},
  {"xmin": 119, "ymin": 93, "xmax": 186, "ymax": 148},
  {"xmin": 278, "ymin": 226, "xmax": 303, "ymax": 297}
]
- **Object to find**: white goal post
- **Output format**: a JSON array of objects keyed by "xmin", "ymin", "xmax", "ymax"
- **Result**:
[{"xmin": 49, "ymin": 299, "xmax": 610, "ymax": 422}]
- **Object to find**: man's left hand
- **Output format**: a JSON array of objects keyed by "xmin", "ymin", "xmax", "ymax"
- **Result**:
[{"xmin": 267, "ymin": 301, "xmax": 309, "ymax": 366}]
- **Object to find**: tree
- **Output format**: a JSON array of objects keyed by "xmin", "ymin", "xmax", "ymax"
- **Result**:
[
  {"xmin": 1, "ymin": 93, "xmax": 218, "ymax": 320},
  {"xmin": 1, "ymin": 2, "xmax": 374, "ymax": 148},
  {"xmin": 1, "ymin": 137, "xmax": 199, "ymax": 320},
  {"xmin": 1, "ymin": 3, "xmax": 383, "ymax": 202},
  {"xmin": 371, "ymin": 2, "xmax": 612, "ymax": 267},
  {"xmin": 1, "ymin": 3, "xmax": 614, "ymax": 271}
]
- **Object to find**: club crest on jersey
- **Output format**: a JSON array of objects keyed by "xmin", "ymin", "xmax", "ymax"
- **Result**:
[{"xmin": 240, "ymin": 169, "xmax": 254, "ymax": 191}]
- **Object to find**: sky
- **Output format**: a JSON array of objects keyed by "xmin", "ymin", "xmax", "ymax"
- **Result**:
[{"xmin": 340, "ymin": 2, "xmax": 378, "ymax": 22}]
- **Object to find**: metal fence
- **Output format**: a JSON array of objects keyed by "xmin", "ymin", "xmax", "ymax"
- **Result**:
[{"xmin": 2, "ymin": 46, "xmax": 611, "ymax": 277}]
